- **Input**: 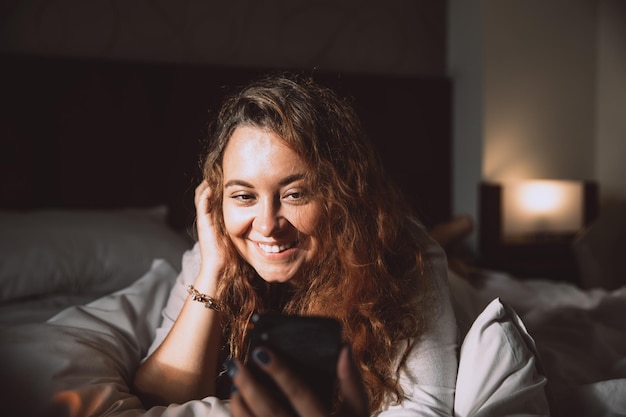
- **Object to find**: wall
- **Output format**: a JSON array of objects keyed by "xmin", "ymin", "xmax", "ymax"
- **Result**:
[
  {"xmin": 447, "ymin": 0, "xmax": 484, "ymax": 249},
  {"xmin": 595, "ymin": 0, "xmax": 626, "ymax": 211},
  {"xmin": 483, "ymin": 0, "xmax": 597, "ymax": 182},
  {"xmin": 448, "ymin": 0, "xmax": 626, "ymax": 251},
  {"xmin": 0, "ymin": 0, "xmax": 446, "ymax": 77},
  {"xmin": 7, "ymin": 0, "xmax": 623, "ymax": 238}
]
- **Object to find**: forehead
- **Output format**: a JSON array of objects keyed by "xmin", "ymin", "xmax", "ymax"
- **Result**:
[{"xmin": 222, "ymin": 126, "xmax": 307, "ymax": 179}]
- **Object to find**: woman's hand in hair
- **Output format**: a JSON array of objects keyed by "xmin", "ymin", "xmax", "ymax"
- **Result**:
[
  {"xmin": 228, "ymin": 345, "xmax": 369, "ymax": 417},
  {"xmin": 194, "ymin": 180, "xmax": 227, "ymax": 288}
]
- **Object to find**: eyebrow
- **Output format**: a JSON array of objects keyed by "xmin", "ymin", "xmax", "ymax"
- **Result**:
[{"xmin": 224, "ymin": 173, "xmax": 306, "ymax": 189}]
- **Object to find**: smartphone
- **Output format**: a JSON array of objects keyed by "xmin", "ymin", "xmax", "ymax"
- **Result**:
[{"xmin": 246, "ymin": 313, "xmax": 343, "ymax": 414}]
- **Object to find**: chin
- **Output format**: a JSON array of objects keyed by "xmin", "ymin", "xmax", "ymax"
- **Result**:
[
  {"xmin": 252, "ymin": 265, "xmax": 304, "ymax": 284},
  {"xmin": 256, "ymin": 273, "xmax": 296, "ymax": 284}
]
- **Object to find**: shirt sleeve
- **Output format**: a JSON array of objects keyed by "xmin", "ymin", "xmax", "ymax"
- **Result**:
[
  {"xmin": 144, "ymin": 242, "xmax": 202, "ymax": 359},
  {"xmin": 375, "ymin": 229, "xmax": 459, "ymax": 417}
]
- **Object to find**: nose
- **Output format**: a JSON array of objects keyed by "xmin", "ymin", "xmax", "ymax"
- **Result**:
[{"xmin": 253, "ymin": 196, "xmax": 282, "ymax": 237}]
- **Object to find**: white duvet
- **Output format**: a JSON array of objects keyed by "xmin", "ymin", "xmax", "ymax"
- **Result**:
[
  {"xmin": 0, "ymin": 260, "xmax": 231, "ymax": 417},
  {"xmin": 0, "ymin": 258, "xmax": 624, "ymax": 416}
]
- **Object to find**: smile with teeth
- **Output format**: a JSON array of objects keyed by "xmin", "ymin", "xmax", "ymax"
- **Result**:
[{"xmin": 257, "ymin": 241, "xmax": 297, "ymax": 253}]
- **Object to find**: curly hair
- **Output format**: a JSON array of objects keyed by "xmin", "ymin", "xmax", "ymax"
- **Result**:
[{"xmin": 201, "ymin": 73, "xmax": 436, "ymax": 412}]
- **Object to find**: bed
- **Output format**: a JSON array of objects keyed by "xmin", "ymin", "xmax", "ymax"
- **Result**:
[{"xmin": 0, "ymin": 53, "xmax": 624, "ymax": 417}]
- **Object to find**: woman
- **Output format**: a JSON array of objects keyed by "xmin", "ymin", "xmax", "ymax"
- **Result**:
[{"xmin": 134, "ymin": 73, "xmax": 458, "ymax": 416}]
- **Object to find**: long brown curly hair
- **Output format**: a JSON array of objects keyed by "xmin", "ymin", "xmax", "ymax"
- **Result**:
[{"xmin": 202, "ymin": 73, "xmax": 436, "ymax": 412}]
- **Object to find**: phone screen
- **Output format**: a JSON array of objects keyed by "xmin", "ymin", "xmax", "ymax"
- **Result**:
[{"xmin": 246, "ymin": 313, "xmax": 342, "ymax": 414}]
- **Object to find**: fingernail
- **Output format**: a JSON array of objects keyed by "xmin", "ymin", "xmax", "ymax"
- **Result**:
[
  {"xmin": 223, "ymin": 358, "xmax": 238, "ymax": 378},
  {"xmin": 253, "ymin": 348, "xmax": 271, "ymax": 365}
]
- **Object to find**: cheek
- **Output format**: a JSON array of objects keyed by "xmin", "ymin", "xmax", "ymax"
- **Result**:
[
  {"xmin": 294, "ymin": 204, "xmax": 324, "ymax": 236},
  {"xmin": 222, "ymin": 205, "xmax": 248, "ymax": 238}
]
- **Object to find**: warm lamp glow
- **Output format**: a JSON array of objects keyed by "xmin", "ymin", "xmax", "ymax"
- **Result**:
[
  {"xmin": 502, "ymin": 180, "xmax": 583, "ymax": 241},
  {"xmin": 518, "ymin": 182, "xmax": 561, "ymax": 213}
]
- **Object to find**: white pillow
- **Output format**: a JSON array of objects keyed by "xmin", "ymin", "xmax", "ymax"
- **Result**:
[
  {"xmin": 454, "ymin": 298, "xmax": 551, "ymax": 417},
  {"xmin": 0, "ymin": 207, "xmax": 192, "ymax": 302}
]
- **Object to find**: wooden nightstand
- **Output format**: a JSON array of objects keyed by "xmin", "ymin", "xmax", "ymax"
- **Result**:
[{"xmin": 478, "ymin": 239, "xmax": 581, "ymax": 282}]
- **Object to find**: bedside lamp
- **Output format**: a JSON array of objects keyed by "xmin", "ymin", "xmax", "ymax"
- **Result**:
[
  {"xmin": 502, "ymin": 180, "xmax": 584, "ymax": 243},
  {"xmin": 479, "ymin": 180, "xmax": 599, "ymax": 282}
]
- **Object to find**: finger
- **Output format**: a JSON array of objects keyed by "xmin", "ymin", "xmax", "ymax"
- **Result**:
[
  {"xmin": 193, "ymin": 179, "xmax": 227, "ymax": 277},
  {"xmin": 228, "ymin": 358, "xmax": 292, "ymax": 417},
  {"xmin": 195, "ymin": 182, "xmax": 214, "ymax": 236},
  {"xmin": 194, "ymin": 180, "xmax": 210, "ymax": 213},
  {"xmin": 230, "ymin": 389, "xmax": 256, "ymax": 417},
  {"xmin": 336, "ymin": 345, "xmax": 369, "ymax": 417},
  {"xmin": 251, "ymin": 348, "xmax": 327, "ymax": 417}
]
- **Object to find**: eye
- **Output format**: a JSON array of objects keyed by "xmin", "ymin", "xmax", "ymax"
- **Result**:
[
  {"xmin": 283, "ymin": 189, "xmax": 309, "ymax": 203},
  {"xmin": 231, "ymin": 193, "xmax": 255, "ymax": 203}
]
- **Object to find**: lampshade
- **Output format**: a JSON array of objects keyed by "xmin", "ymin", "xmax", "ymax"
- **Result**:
[{"xmin": 501, "ymin": 180, "xmax": 584, "ymax": 242}]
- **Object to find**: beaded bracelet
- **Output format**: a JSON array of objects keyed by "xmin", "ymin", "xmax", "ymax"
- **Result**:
[{"xmin": 187, "ymin": 285, "xmax": 220, "ymax": 311}]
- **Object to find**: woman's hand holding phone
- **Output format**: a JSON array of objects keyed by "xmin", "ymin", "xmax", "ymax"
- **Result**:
[{"xmin": 228, "ymin": 345, "xmax": 369, "ymax": 417}]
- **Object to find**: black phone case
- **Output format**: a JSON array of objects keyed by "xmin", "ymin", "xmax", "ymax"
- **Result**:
[{"xmin": 246, "ymin": 313, "xmax": 342, "ymax": 414}]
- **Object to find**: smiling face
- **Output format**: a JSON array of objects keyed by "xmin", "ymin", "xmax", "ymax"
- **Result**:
[{"xmin": 221, "ymin": 125, "xmax": 323, "ymax": 283}]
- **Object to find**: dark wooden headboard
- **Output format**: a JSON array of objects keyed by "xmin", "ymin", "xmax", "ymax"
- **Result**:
[{"xmin": 0, "ymin": 54, "xmax": 451, "ymax": 230}]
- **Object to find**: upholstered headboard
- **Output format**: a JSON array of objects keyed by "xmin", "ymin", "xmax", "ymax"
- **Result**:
[{"xmin": 0, "ymin": 53, "xmax": 451, "ymax": 230}]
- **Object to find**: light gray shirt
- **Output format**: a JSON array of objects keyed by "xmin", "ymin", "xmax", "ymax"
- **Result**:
[{"xmin": 146, "ymin": 230, "xmax": 458, "ymax": 416}]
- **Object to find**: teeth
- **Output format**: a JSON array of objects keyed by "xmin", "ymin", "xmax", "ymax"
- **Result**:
[{"xmin": 258, "ymin": 241, "xmax": 295, "ymax": 253}]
